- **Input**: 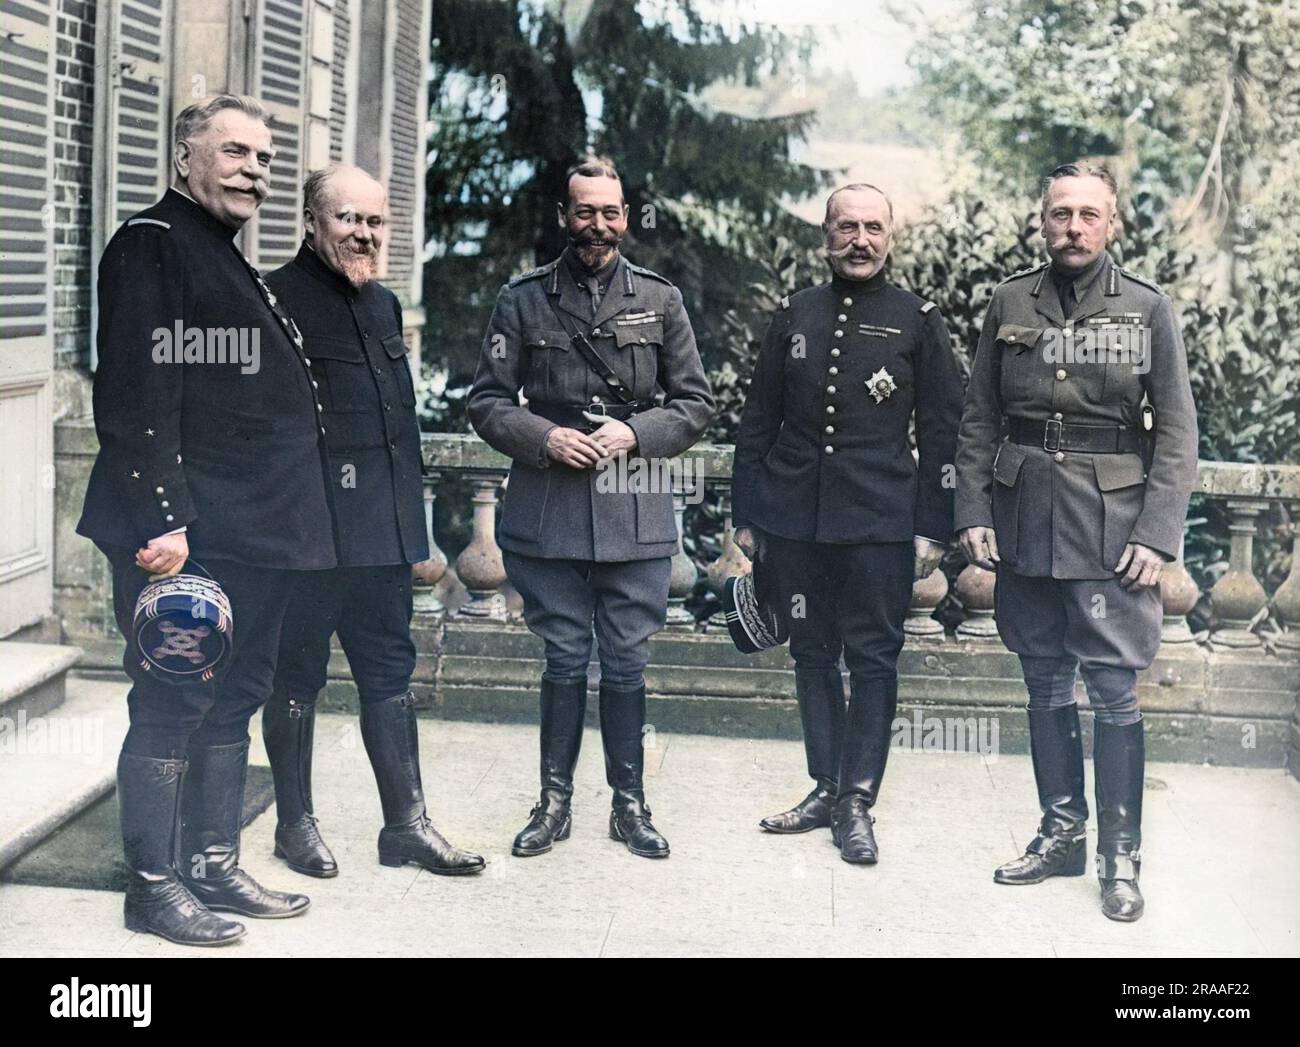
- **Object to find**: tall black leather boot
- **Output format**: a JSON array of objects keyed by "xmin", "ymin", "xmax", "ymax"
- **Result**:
[
  {"xmin": 1094, "ymin": 719, "xmax": 1145, "ymax": 922},
  {"xmin": 180, "ymin": 738, "xmax": 311, "ymax": 918},
  {"xmin": 600, "ymin": 681, "xmax": 669, "ymax": 859},
  {"xmin": 263, "ymin": 691, "xmax": 338, "ymax": 878},
  {"xmin": 360, "ymin": 691, "xmax": 485, "ymax": 875},
  {"xmin": 761, "ymin": 665, "xmax": 844, "ymax": 833},
  {"xmin": 513, "ymin": 677, "xmax": 587, "ymax": 857},
  {"xmin": 118, "ymin": 752, "xmax": 246, "ymax": 946},
  {"xmin": 994, "ymin": 704, "xmax": 1089, "ymax": 884},
  {"xmin": 831, "ymin": 674, "xmax": 897, "ymax": 864}
]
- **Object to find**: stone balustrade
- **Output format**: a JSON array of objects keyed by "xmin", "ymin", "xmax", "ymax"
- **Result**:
[
  {"xmin": 420, "ymin": 433, "xmax": 1300, "ymax": 653},
  {"xmin": 48, "ymin": 418, "xmax": 1300, "ymax": 771}
]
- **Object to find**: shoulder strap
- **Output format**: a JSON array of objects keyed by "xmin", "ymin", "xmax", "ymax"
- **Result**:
[{"xmin": 541, "ymin": 295, "xmax": 636, "ymax": 404}]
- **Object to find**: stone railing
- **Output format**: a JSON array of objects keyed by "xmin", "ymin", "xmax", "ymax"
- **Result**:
[
  {"xmin": 418, "ymin": 433, "xmax": 1300, "ymax": 653},
  {"xmin": 49, "ymin": 418, "xmax": 1300, "ymax": 769}
]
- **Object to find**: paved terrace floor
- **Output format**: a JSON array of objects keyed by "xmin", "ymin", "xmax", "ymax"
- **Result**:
[{"xmin": 1, "ymin": 713, "xmax": 1296, "ymax": 958}]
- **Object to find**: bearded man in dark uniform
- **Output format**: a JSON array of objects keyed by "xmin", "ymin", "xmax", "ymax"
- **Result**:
[
  {"xmin": 261, "ymin": 164, "xmax": 483, "ymax": 880},
  {"xmin": 468, "ymin": 156, "xmax": 714, "ymax": 861}
]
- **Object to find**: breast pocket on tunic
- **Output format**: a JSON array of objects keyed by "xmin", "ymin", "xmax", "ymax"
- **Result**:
[
  {"xmin": 613, "ymin": 318, "xmax": 663, "ymax": 401},
  {"xmin": 380, "ymin": 333, "xmax": 417, "ymax": 408},
  {"xmin": 1097, "ymin": 324, "xmax": 1147, "ymax": 404},
  {"xmin": 990, "ymin": 440, "xmax": 1028, "ymax": 562},
  {"xmin": 996, "ymin": 323, "xmax": 1044, "ymax": 404},
  {"xmin": 308, "ymin": 337, "xmax": 371, "ymax": 413},
  {"xmin": 1094, "ymin": 454, "xmax": 1147, "ymax": 570},
  {"xmin": 522, "ymin": 326, "xmax": 574, "ymax": 403}
]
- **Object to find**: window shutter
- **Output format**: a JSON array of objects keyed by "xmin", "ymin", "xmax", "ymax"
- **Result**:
[
  {"xmin": 329, "ymin": 0, "xmax": 352, "ymax": 163},
  {"xmin": 249, "ymin": 0, "xmax": 309, "ymax": 270},
  {"xmin": 0, "ymin": 0, "xmax": 55, "ymax": 342},
  {"xmin": 104, "ymin": 0, "xmax": 172, "ymax": 231},
  {"xmin": 382, "ymin": 0, "xmax": 428, "ymax": 303}
]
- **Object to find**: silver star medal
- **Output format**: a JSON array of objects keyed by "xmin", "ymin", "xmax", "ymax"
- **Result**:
[{"xmin": 866, "ymin": 367, "xmax": 897, "ymax": 403}]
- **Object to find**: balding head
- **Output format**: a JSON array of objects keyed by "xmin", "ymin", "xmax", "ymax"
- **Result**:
[
  {"xmin": 822, "ymin": 183, "xmax": 894, "ymax": 282},
  {"xmin": 302, "ymin": 164, "xmax": 387, "ymax": 287},
  {"xmin": 823, "ymin": 183, "xmax": 893, "ymax": 228}
]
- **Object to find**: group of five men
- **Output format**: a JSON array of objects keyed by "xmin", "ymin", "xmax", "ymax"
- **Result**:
[{"xmin": 79, "ymin": 94, "xmax": 1196, "ymax": 948}]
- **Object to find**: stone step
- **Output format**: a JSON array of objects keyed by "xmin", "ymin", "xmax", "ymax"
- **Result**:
[
  {"xmin": 0, "ymin": 641, "xmax": 83, "ymax": 720},
  {"xmin": 0, "ymin": 676, "xmax": 130, "ymax": 871}
]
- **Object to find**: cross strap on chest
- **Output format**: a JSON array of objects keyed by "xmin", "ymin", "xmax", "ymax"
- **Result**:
[{"xmin": 542, "ymin": 295, "xmax": 639, "ymax": 405}]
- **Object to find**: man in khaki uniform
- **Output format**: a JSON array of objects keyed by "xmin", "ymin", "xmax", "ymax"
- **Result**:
[
  {"xmin": 469, "ymin": 156, "xmax": 714, "ymax": 861},
  {"xmin": 955, "ymin": 161, "xmax": 1198, "ymax": 922}
]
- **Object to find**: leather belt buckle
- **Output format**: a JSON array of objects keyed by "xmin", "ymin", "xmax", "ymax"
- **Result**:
[
  {"xmin": 585, "ymin": 401, "xmax": 610, "ymax": 418},
  {"xmin": 1043, "ymin": 418, "xmax": 1063, "ymax": 453}
]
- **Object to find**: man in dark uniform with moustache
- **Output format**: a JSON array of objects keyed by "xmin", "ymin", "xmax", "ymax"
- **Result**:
[
  {"xmin": 77, "ymin": 95, "xmax": 333, "ymax": 946},
  {"xmin": 956, "ymin": 161, "xmax": 1198, "ymax": 921},
  {"xmin": 469, "ymin": 156, "xmax": 714, "ymax": 860},
  {"xmin": 732, "ymin": 183, "xmax": 963, "ymax": 865},
  {"xmin": 261, "ymin": 164, "xmax": 483, "ymax": 879}
]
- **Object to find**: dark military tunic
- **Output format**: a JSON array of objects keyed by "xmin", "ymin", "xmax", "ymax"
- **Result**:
[
  {"xmin": 265, "ymin": 242, "xmax": 428, "ymax": 566},
  {"xmin": 732, "ymin": 269, "xmax": 963, "ymax": 543},
  {"xmin": 77, "ymin": 188, "xmax": 335, "ymax": 569},
  {"xmin": 267, "ymin": 242, "xmax": 428, "ymax": 703},
  {"xmin": 76, "ymin": 188, "xmax": 336, "ymax": 751}
]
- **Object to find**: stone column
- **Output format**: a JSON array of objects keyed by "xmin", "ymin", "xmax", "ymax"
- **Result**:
[
  {"xmin": 1209, "ymin": 499, "xmax": 1268, "ymax": 648},
  {"xmin": 1159, "ymin": 533, "xmax": 1200, "ymax": 644},
  {"xmin": 905, "ymin": 563, "xmax": 948, "ymax": 638},
  {"xmin": 1273, "ymin": 500, "xmax": 1300, "ymax": 654},
  {"xmin": 454, "ymin": 470, "xmax": 509, "ymax": 621},
  {"xmin": 411, "ymin": 472, "xmax": 448, "ymax": 621},
  {"xmin": 954, "ymin": 563, "xmax": 999, "ymax": 641},
  {"xmin": 665, "ymin": 481, "xmax": 700, "ymax": 630}
]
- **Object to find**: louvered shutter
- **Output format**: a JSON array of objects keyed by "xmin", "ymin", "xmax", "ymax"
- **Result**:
[
  {"xmin": 249, "ymin": 0, "xmax": 308, "ymax": 269},
  {"xmin": 382, "ymin": 0, "xmax": 427, "ymax": 302},
  {"xmin": 329, "ymin": 0, "xmax": 351, "ymax": 163},
  {"xmin": 104, "ymin": 0, "xmax": 172, "ymax": 230},
  {"xmin": 0, "ymin": 0, "xmax": 55, "ymax": 343}
]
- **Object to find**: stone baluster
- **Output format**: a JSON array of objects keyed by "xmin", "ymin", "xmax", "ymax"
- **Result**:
[
  {"xmin": 1158, "ymin": 533, "xmax": 1200, "ymax": 644},
  {"xmin": 665, "ymin": 477, "xmax": 700, "ymax": 630},
  {"xmin": 905, "ymin": 562, "xmax": 948, "ymax": 638},
  {"xmin": 705, "ymin": 480, "xmax": 749, "ymax": 630},
  {"xmin": 1209, "ymin": 499, "xmax": 1268, "ymax": 648},
  {"xmin": 1273, "ymin": 499, "xmax": 1300, "ymax": 654},
  {"xmin": 954, "ymin": 563, "xmax": 999, "ymax": 641},
  {"xmin": 454, "ymin": 470, "xmax": 509, "ymax": 621},
  {"xmin": 411, "ymin": 471, "xmax": 448, "ymax": 621}
]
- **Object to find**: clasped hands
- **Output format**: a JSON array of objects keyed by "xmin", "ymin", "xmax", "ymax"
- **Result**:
[{"xmin": 544, "ymin": 417, "xmax": 638, "ymax": 468}]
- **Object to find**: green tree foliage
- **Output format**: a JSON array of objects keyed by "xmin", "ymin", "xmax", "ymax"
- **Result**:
[{"xmin": 423, "ymin": 0, "xmax": 829, "ymax": 376}]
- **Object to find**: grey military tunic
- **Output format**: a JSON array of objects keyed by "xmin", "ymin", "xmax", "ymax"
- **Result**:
[
  {"xmin": 955, "ymin": 253, "xmax": 1198, "ymax": 579},
  {"xmin": 468, "ymin": 253, "xmax": 715, "ymax": 562},
  {"xmin": 955, "ymin": 252, "xmax": 1198, "ymax": 670}
]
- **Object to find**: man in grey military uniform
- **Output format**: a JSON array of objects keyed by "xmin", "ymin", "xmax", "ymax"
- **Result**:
[
  {"xmin": 955, "ymin": 161, "xmax": 1198, "ymax": 922},
  {"xmin": 468, "ymin": 156, "xmax": 714, "ymax": 860}
]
